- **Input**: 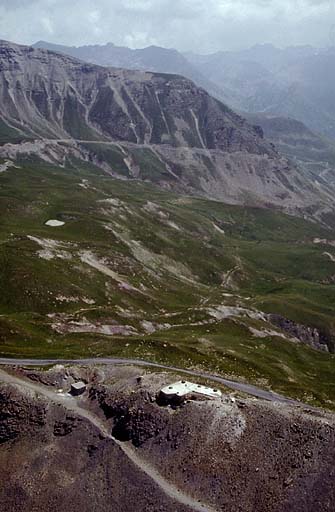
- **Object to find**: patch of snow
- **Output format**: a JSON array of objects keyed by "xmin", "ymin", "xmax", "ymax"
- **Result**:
[{"xmin": 45, "ymin": 220, "xmax": 65, "ymax": 227}]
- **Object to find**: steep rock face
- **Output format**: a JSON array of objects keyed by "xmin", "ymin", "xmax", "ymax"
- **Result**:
[
  {"xmin": 0, "ymin": 386, "xmax": 46, "ymax": 443},
  {"xmin": 267, "ymin": 313, "xmax": 331, "ymax": 352}
]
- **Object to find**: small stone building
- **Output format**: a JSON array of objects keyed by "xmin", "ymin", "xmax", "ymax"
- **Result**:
[{"xmin": 70, "ymin": 381, "xmax": 86, "ymax": 396}]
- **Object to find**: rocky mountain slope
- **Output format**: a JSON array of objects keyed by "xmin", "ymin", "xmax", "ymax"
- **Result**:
[
  {"xmin": 186, "ymin": 44, "xmax": 335, "ymax": 140},
  {"xmin": 35, "ymin": 41, "xmax": 335, "ymax": 141},
  {"xmin": 1, "ymin": 363, "xmax": 335, "ymax": 512},
  {"xmin": 1, "ymin": 39, "xmax": 245, "ymax": 149},
  {"xmin": 0, "ymin": 40, "xmax": 333, "ymax": 213}
]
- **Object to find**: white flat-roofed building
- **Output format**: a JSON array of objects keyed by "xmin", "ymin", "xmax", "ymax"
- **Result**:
[{"xmin": 159, "ymin": 380, "xmax": 222, "ymax": 405}]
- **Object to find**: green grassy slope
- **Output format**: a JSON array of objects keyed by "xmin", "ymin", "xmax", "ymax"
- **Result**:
[{"xmin": 1, "ymin": 157, "xmax": 335, "ymax": 408}]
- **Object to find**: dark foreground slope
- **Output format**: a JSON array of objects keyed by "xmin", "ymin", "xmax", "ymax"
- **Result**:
[
  {"xmin": 0, "ymin": 364, "xmax": 335, "ymax": 512},
  {"xmin": 0, "ymin": 40, "xmax": 332, "ymax": 213}
]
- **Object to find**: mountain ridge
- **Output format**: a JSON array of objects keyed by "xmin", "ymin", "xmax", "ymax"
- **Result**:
[
  {"xmin": 34, "ymin": 40, "xmax": 335, "ymax": 140},
  {"xmin": 32, "ymin": 39, "xmax": 231, "ymax": 106}
]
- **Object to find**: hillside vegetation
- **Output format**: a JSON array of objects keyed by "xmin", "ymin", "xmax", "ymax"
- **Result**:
[{"xmin": 1, "ymin": 158, "xmax": 335, "ymax": 408}]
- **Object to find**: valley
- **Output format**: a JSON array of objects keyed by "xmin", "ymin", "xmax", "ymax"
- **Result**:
[
  {"xmin": 0, "ymin": 157, "xmax": 335, "ymax": 409},
  {"xmin": 0, "ymin": 41, "xmax": 334, "ymax": 412}
]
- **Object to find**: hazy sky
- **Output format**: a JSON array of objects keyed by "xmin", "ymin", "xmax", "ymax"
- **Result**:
[{"xmin": 0, "ymin": 0, "xmax": 334, "ymax": 52}]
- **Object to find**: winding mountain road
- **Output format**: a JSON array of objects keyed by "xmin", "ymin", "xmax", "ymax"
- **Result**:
[{"xmin": 0, "ymin": 357, "xmax": 299, "ymax": 405}]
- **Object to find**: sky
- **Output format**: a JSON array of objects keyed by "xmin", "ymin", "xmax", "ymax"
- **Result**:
[{"xmin": 0, "ymin": 0, "xmax": 334, "ymax": 53}]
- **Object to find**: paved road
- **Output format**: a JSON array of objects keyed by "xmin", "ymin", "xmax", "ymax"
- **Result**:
[
  {"xmin": 0, "ymin": 357, "xmax": 299, "ymax": 405},
  {"xmin": 0, "ymin": 366, "xmax": 218, "ymax": 512}
]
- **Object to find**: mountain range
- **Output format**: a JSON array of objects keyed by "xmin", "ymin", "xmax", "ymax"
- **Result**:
[
  {"xmin": 34, "ymin": 40, "xmax": 335, "ymax": 141},
  {"xmin": 1, "ymin": 39, "xmax": 331, "ymax": 216},
  {"xmin": 244, "ymin": 112, "xmax": 335, "ymax": 188},
  {"xmin": 32, "ymin": 40, "xmax": 230, "ymax": 105}
]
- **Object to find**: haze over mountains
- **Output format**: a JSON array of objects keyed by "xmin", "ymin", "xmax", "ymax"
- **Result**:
[
  {"xmin": 188, "ymin": 44, "xmax": 335, "ymax": 140},
  {"xmin": 244, "ymin": 113, "xmax": 335, "ymax": 189}
]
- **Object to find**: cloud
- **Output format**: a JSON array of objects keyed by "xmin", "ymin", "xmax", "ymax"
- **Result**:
[
  {"xmin": 0, "ymin": 0, "xmax": 37, "ymax": 7},
  {"xmin": 0, "ymin": 0, "xmax": 334, "ymax": 52}
]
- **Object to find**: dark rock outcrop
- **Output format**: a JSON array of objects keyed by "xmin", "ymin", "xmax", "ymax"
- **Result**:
[
  {"xmin": 0, "ymin": 386, "xmax": 46, "ymax": 444},
  {"xmin": 90, "ymin": 385, "xmax": 168, "ymax": 446},
  {"xmin": 268, "ymin": 313, "xmax": 332, "ymax": 352}
]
